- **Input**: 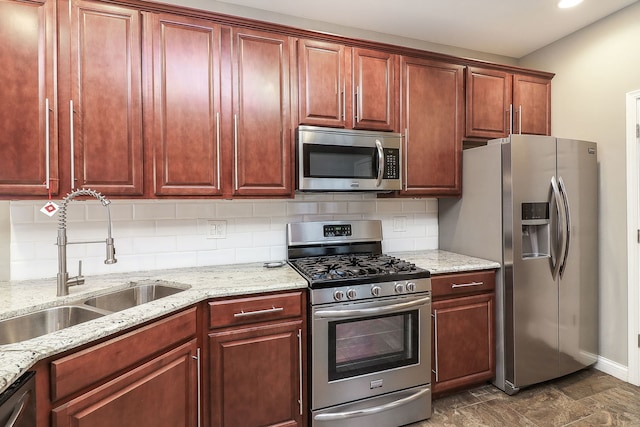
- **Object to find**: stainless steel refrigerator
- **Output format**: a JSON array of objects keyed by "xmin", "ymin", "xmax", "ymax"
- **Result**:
[{"xmin": 439, "ymin": 134, "xmax": 598, "ymax": 395}]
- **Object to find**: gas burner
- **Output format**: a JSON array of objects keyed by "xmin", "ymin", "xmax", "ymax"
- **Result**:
[{"xmin": 289, "ymin": 253, "xmax": 426, "ymax": 286}]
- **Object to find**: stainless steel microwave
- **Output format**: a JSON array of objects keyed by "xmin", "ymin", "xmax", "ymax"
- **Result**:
[{"xmin": 296, "ymin": 126, "xmax": 402, "ymax": 192}]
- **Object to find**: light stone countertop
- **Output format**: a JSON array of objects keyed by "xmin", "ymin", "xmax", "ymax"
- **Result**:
[{"xmin": 0, "ymin": 249, "xmax": 499, "ymax": 394}]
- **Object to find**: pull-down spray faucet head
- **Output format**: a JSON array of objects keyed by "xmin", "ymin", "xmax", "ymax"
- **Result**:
[{"xmin": 57, "ymin": 188, "xmax": 117, "ymax": 296}]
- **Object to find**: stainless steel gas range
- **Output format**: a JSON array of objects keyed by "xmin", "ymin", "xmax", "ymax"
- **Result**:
[{"xmin": 287, "ymin": 220, "xmax": 432, "ymax": 427}]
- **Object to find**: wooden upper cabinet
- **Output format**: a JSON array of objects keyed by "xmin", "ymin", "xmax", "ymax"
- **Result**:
[
  {"xmin": 297, "ymin": 39, "xmax": 397, "ymax": 131},
  {"xmin": 146, "ymin": 12, "xmax": 224, "ymax": 196},
  {"xmin": 231, "ymin": 28, "xmax": 293, "ymax": 197},
  {"xmin": 0, "ymin": 0, "xmax": 58, "ymax": 197},
  {"xmin": 465, "ymin": 67, "xmax": 512, "ymax": 139},
  {"xmin": 513, "ymin": 74, "xmax": 551, "ymax": 136},
  {"xmin": 297, "ymin": 39, "xmax": 346, "ymax": 127},
  {"xmin": 64, "ymin": 0, "xmax": 143, "ymax": 196},
  {"xmin": 466, "ymin": 66, "xmax": 552, "ymax": 139},
  {"xmin": 400, "ymin": 56, "xmax": 463, "ymax": 196},
  {"xmin": 352, "ymin": 47, "xmax": 397, "ymax": 131}
]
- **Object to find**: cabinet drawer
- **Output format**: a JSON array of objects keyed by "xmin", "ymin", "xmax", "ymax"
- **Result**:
[
  {"xmin": 51, "ymin": 307, "xmax": 197, "ymax": 402},
  {"xmin": 431, "ymin": 270, "xmax": 495, "ymax": 299},
  {"xmin": 208, "ymin": 291, "xmax": 303, "ymax": 329}
]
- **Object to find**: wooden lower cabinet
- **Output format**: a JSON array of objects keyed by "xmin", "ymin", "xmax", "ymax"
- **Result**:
[
  {"xmin": 431, "ymin": 270, "xmax": 495, "ymax": 397},
  {"xmin": 206, "ymin": 291, "xmax": 306, "ymax": 427},
  {"xmin": 49, "ymin": 307, "xmax": 200, "ymax": 427},
  {"xmin": 208, "ymin": 321, "xmax": 303, "ymax": 427},
  {"xmin": 52, "ymin": 339, "xmax": 198, "ymax": 427}
]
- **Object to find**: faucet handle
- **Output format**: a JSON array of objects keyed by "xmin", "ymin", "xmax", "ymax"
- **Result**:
[
  {"xmin": 105, "ymin": 237, "xmax": 117, "ymax": 264},
  {"xmin": 69, "ymin": 260, "xmax": 85, "ymax": 287}
]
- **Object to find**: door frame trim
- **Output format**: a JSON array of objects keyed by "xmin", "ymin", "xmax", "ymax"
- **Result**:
[{"xmin": 625, "ymin": 89, "xmax": 640, "ymax": 386}]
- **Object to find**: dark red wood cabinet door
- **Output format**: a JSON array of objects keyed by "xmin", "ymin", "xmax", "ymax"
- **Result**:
[
  {"xmin": 148, "ymin": 12, "xmax": 223, "ymax": 196},
  {"xmin": 68, "ymin": 0, "xmax": 144, "ymax": 195},
  {"xmin": 231, "ymin": 28, "xmax": 293, "ymax": 197},
  {"xmin": 208, "ymin": 321, "xmax": 303, "ymax": 427},
  {"xmin": 0, "ymin": 0, "xmax": 58, "ymax": 197},
  {"xmin": 465, "ymin": 67, "xmax": 512, "ymax": 139},
  {"xmin": 298, "ymin": 39, "xmax": 347, "ymax": 128},
  {"xmin": 513, "ymin": 74, "xmax": 551, "ymax": 136},
  {"xmin": 53, "ymin": 340, "xmax": 199, "ymax": 427},
  {"xmin": 352, "ymin": 47, "xmax": 397, "ymax": 131},
  {"xmin": 401, "ymin": 56, "xmax": 463, "ymax": 196}
]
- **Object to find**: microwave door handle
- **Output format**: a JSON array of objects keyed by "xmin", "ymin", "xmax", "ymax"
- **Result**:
[{"xmin": 375, "ymin": 139, "xmax": 384, "ymax": 187}]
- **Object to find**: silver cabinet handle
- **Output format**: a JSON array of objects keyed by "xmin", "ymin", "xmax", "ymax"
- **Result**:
[
  {"xmin": 375, "ymin": 139, "xmax": 384, "ymax": 187},
  {"xmin": 451, "ymin": 281, "xmax": 484, "ymax": 289},
  {"xmin": 313, "ymin": 386, "xmax": 430, "ymax": 421},
  {"xmin": 297, "ymin": 328, "xmax": 303, "ymax": 416},
  {"xmin": 354, "ymin": 88, "xmax": 359, "ymax": 122},
  {"xmin": 70, "ymin": 100, "xmax": 75, "ymax": 189},
  {"xmin": 45, "ymin": 98, "xmax": 50, "ymax": 190},
  {"xmin": 518, "ymin": 104, "xmax": 522, "ymax": 134},
  {"xmin": 432, "ymin": 310, "xmax": 439, "ymax": 383},
  {"xmin": 233, "ymin": 306, "xmax": 284, "ymax": 318},
  {"xmin": 192, "ymin": 347, "xmax": 201, "ymax": 427},
  {"xmin": 315, "ymin": 296, "xmax": 431, "ymax": 319},
  {"xmin": 403, "ymin": 128, "xmax": 408, "ymax": 191},
  {"xmin": 233, "ymin": 114, "xmax": 238, "ymax": 190},
  {"xmin": 216, "ymin": 112, "xmax": 221, "ymax": 189}
]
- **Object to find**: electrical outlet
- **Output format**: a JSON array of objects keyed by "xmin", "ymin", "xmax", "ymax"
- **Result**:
[
  {"xmin": 207, "ymin": 220, "xmax": 227, "ymax": 239},
  {"xmin": 393, "ymin": 216, "xmax": 407, "ymax": 232}
]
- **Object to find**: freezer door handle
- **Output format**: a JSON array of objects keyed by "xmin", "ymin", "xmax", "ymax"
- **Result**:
[
  {"xmin": 550, "ymin": 176, "xmax": 567, "ymax": 280},
  {"xmin": 558, "ymin": 176, "xmax": 572, "ymax": 278}
]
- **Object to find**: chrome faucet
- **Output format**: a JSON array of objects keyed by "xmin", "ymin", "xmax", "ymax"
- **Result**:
[{"xmin": 57, "ymin": 189, "xmax": 117, "ymax": 296}]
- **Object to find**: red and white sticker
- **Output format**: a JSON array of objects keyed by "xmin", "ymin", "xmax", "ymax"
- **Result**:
[{"xmin": 40, "ymin": 201, "xmax": 59, "ymax": 217}]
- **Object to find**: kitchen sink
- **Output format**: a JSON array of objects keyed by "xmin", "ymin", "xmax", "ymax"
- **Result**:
[
  {"xmin": 0, "ymin": 305, "xmax": 106, "ymax": 345},
  {"xmin": 82, "ymin": 283, "xmax": 186, "ymax": 312},
  {"xmin": 0, "ymin": 283, "xmax": 188, "ymax": 345}
]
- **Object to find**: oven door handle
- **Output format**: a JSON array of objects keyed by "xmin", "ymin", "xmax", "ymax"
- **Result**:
[
  {"xmin": 314, "ymin": 296, "xmax": 431, "ymax": 318},
  {"xmin": 313, "ymin": 386, "xmax": 430, "ymax": 422}
]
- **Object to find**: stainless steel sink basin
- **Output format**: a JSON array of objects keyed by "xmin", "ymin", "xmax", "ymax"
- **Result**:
[
  {"xmin": 82, "ymin": 283, "xmax": 186, "ymax": 312},
  {"xmin": 0, "ymin": 305, "xmax": 106, "ymax": 345}
]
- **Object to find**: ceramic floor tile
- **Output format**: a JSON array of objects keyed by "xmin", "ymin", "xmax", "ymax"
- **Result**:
[{"xmin": 406, "ymin": 368, "xmax": 639, "ymax": 427}]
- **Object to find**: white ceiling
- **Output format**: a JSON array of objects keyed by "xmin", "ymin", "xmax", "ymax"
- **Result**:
[{"xmin": 216, "ymin": 0, "xmax": 639, "ymax": 58}]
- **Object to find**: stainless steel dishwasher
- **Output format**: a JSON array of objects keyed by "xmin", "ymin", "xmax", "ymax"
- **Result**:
[{"xmin": 0, "ymin": 371, "xmax": 36, "ymax": 427}]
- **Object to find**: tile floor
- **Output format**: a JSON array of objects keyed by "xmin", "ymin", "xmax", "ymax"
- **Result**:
[{"xmin": 409, "ymin": 368, "xmax": 640, "ymax": 426}]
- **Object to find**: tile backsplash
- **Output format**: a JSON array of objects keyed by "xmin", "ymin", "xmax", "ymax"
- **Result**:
[{"xmin": 6, "ymin": 193, "xmax": 438, "ymax": 281}]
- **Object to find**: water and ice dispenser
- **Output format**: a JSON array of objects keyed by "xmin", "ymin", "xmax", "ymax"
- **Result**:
[{"xmin": 521, "ymin": 202, "xmax": 550, "ymax": 259}]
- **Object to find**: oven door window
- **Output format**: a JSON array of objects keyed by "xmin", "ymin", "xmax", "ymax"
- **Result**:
[
  {"xmin": 328, "ymin": 310, "xmax": 419, "ymax": 381},
  {"xmin": 304, "ymin": 144, "xmax": 378, "ymax": 179}
]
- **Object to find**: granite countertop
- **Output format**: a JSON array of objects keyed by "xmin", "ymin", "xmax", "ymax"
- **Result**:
[{"xmin": 0, "ymin": 249, "xmax": 499, "ymax": 394}]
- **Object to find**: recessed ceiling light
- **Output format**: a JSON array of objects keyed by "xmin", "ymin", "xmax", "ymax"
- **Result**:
[{"xmin": 558, "ymin": 0, "xmax": 584, "ymax": 8}]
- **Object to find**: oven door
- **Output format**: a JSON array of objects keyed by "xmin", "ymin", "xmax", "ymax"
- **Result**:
[{"xmin": 310, "ymin": 293, "xmax": 431, "ymax": 411}]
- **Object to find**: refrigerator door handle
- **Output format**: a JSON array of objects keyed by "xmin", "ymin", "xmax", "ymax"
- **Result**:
[
  {"xmin": 558, "ymin": 176, "xmax": 572, "ymax": 278},
  {"xmin": 550, "ymin": 176, "xmax": 567, "ymax": 280}
]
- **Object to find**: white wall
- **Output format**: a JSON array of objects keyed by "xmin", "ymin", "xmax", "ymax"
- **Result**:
[
  {"xmin": 519, "ymin": 2, "xmax": 640, "ymax": 366},
  {"xmin": 9, "ymin": 194, "xmax": 438, "ymax": 281}
]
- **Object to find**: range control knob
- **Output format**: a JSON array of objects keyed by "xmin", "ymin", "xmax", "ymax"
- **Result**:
[
  {"xmin": 395, "ymin": 283, "xmax": 406, "ymax": 294},
  {"xmin": 371, "ymin": 286, "xmax": 382, "ymax": 297},
  {"xmin": 333, "ymin": 290, "xmax": 345, "ymax": 301},
  {"xmin": 346, "ymin": 289, "xmax": 357, "ymax": 300},
  {"xmin": 406, "ymin": 282, "xmax": 416, "ymax": 292}
]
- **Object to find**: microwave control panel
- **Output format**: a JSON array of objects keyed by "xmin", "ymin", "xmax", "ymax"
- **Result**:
[{"xmin": 384, "ymin": 148, "xmax": 400, "ymax": 179}]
